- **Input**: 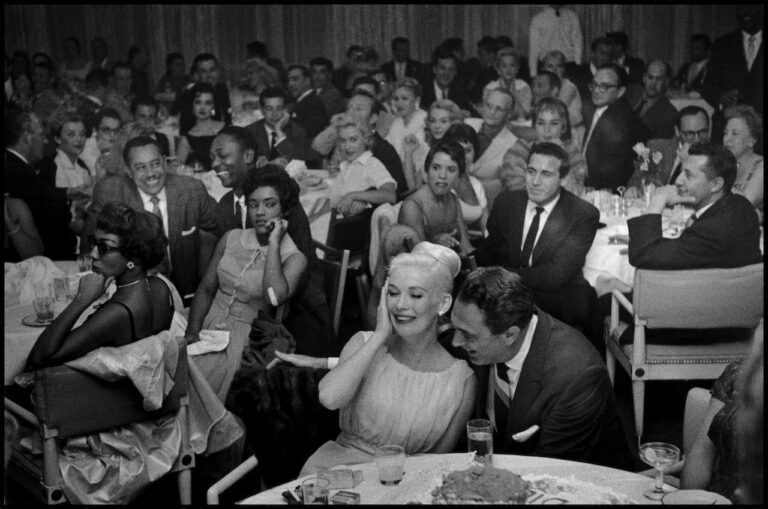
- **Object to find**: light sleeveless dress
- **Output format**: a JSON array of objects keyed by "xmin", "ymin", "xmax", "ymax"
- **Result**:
[
  {"xmin": 192, "ymin": 228, "xmax": 299, "ymax": 402},
  {"xmin": 300, "ymin": 333, "xmax": 474, "ymax": 474}
]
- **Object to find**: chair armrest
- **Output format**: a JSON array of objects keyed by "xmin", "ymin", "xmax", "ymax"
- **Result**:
[
  {"xmin": 206, "ymin": 455, "xmax": 259, "ymax": 504},
  {"xmin": 610, "ymin": 289, "xmax": 634, "ymax": 336},
  {"xmin": 5, "ymin": 397, "xmax": 38, "ymax": 427},
  {"xmin": 612, "ymin": 289, "xmax": 634, "ymax": 315}
]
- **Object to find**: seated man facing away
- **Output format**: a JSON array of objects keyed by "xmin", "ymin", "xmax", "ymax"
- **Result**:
[
  {"xmin": 474, "ymin": 142, "xmax": 601, "ymax": 350},
  {"xmin": 611, "ymin": 142, "xmax": 763, "ymax": 345},
  {"xmin": 450, "ymin": 266, "xmax": 633, "ymax": 470}
]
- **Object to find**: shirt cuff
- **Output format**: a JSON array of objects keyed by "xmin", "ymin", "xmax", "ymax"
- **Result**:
[{"xmin": 327, "ymin": 357, "xmax": 339, "ymax": 370}]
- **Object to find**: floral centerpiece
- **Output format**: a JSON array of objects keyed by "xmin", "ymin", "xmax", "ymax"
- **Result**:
[{"xmin": 633, "ymin": 142, "xmax": 663, "ymax": 205}]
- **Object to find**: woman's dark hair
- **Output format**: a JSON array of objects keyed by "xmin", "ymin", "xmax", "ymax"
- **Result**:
[
  {"xmin": 96, "ymin": 202, "xmax": 168, "ymax": 270},
  {"xmin": 443, "ymin": 123, "xmax": 480, "ymax": 164},
  {"xmin": 190, "ymin": 81, "xmax": 216, "ymax": 101},
  {"xmin": 242, "ymin": 164, "xmax": 300, "ymax": 214},
  {"xmin": 425, "ymin": 139, "xmax": 467, "ymax": 176}
]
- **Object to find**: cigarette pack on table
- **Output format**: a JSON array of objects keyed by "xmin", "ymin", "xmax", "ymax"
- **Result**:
[{"xmin": 330, "ymin": 490, "xmax": 361, "ymax": 504}]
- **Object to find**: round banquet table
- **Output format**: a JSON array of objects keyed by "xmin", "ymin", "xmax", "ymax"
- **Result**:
[{"xmin": 239, "ymin": 453, "xmax": 663, "ymax": 504}]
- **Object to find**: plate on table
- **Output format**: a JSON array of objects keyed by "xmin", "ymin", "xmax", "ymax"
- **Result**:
[
  {"xmin": 662, "ymin": 489, "xmax": 732, "ymax": 505},
  {"xmin": 22, "ymin": 313, "xmax": 53, "ymax": 327}
]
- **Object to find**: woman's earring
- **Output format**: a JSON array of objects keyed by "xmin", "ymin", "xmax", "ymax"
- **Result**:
[{"xmin": 126, "ymin": 261, "xmax": 136, "ymax": 270}]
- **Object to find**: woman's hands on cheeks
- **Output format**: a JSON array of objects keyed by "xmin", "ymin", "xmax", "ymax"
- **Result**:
[{"xmin": 267, "ymin": 218, "xmax": 288, "ymax": 245}]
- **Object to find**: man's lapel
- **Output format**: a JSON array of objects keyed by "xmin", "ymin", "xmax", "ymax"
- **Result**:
[
  {"xmin": 531, "ymin": 192, "xmax": 570, "ymax": 265},
  {"xmin": 164, "ymin": 175, "xmax": 181, "ymax": 249},
  {"xmin": 503, "ymin": 311, "xmax": 549, "ymax": 441},
  {"xmin": 508, "ymin": 195, "xmax": 528, "ymax": 263}
]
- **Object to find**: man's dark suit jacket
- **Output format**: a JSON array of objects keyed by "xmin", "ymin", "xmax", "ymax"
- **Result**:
[
  {"xmin": 674, "ymin": 61, "xmax": 708, "ymax": 93},
  {"xmin": 291, "ymin": 92, "xmax": 329, "ymax": 140},
  {"xmin": 381, "ymin": 59, "xmax": 421, "ymax": 80},
  {"xmin": 419, "ymin": 76, "xmax": 473, "ymax": 113},
  {"xmin": 565, "ymin": 62, "xmax": 594, "ymax": 104},
  {"xmin": 4, "ymin": 150, "xmax": 76, "ymax": 260},
  {"xmin": 633, "ymin": 95, "xmax": 678, "ymax": 140},
  {"xmin": 86, "ymin": 173, "xmax": 229, "ymax": 298},
  {"xmin": 584, "ymin": 97, "xmax": 649, "ymax": 191},
  {"xmin": 216, "ymin": 189, "xmax": 337, "ymax": 357},
  {"xmin": 152, "ymin": 131, "xmax": 171, "ymax": 158},
  {"xmin": 621, "ymin": 55, "xmax": 645, "ymax": 84},
  {"xmin": 474, "ymin": 189, "xmax": 600, "ymax": 339},
  {"xmin": 246, "ymin": 119, "xmax": 308, "ymax": 163},
  {"xmin": 628, "ymin": 193, "xmax": 763, "ymax": 270},
  {"xmin": 172, "ymin": 81, "xmax": 232, "ymax": 136},
  {"xmin": 702, "ymin": 30, "xmax": 764, "ymax": 117},
  {"xmin": 469, "ymin": 310, "xmax": 633, "ymax": 470}
]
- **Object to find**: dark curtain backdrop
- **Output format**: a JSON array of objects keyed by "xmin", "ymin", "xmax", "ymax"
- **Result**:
[{"xmin": 6, "ymin": 4, "xmax": 739, "ymax": 86}]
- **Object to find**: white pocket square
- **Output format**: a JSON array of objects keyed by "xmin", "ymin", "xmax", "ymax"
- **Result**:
[
  {"xmin": 512, "ymin": 425, "xmax": 540, "ymax": 442},
  {"xmin": 181, "ymin": 226, "xmax": 196, "ymax": 236}
]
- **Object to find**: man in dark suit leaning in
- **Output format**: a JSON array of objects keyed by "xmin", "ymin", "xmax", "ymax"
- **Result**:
[
  {"xmin": 210, "ymin": 126, "xmax": 336, "ymax": 356},
  {"xmin": 450, "ymin": 266, "xmax": 633, "ymax": 470},
  {"xmin": 86, "ymin": 136, "xmax": 228, "ymax": 303},
  {"xmin": 246, "ymin": 86, "xmax": 308, "ymax": 166},
  {"xmin": 286, "ymin": 64, "xmax": 329, "ymax": 141},
  {"xmin": 474, "ymin": 142, "xmax": 601, "ymax": 350},
  {"xmin": 582, "ymin": 63, "xmax": 649, "ymax": 192},
  {"xmin": 611, "ymin": 143, "xmax": 763, "ymax": 345}
]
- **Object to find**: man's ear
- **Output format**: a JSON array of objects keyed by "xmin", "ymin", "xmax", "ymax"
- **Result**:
[
  {"xmin": 617, "ymin": 85, "xmax": 627, "ymax": 98},
  {"xmin": 243, "ymin": 147, "xmax": 255, "ymax": 165},
  {"xmin": 501, "ymin": 325, "xmax": 521, "ymax": 347},
  {"xmin": 709, "ymin": 175, "xmax": 725, "ymax": 194}
]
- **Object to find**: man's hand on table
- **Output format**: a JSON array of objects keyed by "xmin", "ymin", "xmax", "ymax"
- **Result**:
[{"xmin": 645, "ymin": 185, "xmax": 696, "ymax": 215}]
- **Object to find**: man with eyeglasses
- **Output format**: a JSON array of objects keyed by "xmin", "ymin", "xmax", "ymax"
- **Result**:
[
  {"xmin": 86, "ymin": 136, "xmax": 228, "ymax": 303},
  {"xmin": 626, "ymin": 105, "xmax": 711, "ymax": 195},
  {"xmin": 80, "ymin": 108, "xmax": 126, "ymax": 181},
  {"xmin": 582, "ymin": 63, "xmax": 649, "ymax": 191}
]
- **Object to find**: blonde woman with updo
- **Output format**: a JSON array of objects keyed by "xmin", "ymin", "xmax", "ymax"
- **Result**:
[
  {"xmin": 402, "ymin": 99, "xmax": 464, "ymax": 189},
  {"xmin": 300, "ymin": 242, "xmax": 476, "ymax": 474},
  {"xmin": 333, "ymin": 114, "xmax": 397, "ymax": 217},
  {"xmin": 385, "ymin": 77, "xmax": 428, "ymax": 165}
]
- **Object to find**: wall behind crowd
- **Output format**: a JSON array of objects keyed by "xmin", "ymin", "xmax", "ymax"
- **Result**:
[{"xmin": 6, "ymin": 4, "xmax": 739, "ymax": 83}]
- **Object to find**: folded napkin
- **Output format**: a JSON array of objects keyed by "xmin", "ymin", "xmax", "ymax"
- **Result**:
[{"xmin": 168, "ymin": 311, "xmax": 230, "ymax": 356}]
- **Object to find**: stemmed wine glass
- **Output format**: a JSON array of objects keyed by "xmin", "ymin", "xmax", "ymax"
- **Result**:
[
  {"xmin": 639, "ymin": 442, "xmax": 680, "ymax": 500},
  {"xmin": 616, "ymin": 186, "xmax": 628, "ymax": 216}
]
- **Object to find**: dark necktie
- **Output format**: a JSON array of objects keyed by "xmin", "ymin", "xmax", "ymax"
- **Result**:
[
  {"xmin": 494, "ymin": 363, "xmax": 512, "ymax": 432},
  {"xmin": 440, "ymin": 87, "xmax": 447, "ymax": 100},
  {"xmin": 269, "ymin": 131, "xmax": 279, "ymax": 159},
  {"xmin": 149, "ymin": 196, "xmax": 172, "ymax": 274},
  {"xmin": 669, "ymin": 162, "xmax": 683, "ymax": 185},
  {"xmin": 520, "ymin": 207, "xmax": 544, "ymax": 268}
]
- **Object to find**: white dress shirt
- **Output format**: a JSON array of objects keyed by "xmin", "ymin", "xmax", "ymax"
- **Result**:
[
  {"xmin": 337, "ymin": 151, "xmax": 396, "ymax": 194},
  {"xmin": 528, "ymin": 6, "xmax": 584, "ymax": 76},
  {"xmin": 264, "ymin": 124, "xmax": 286, "ymax": 148},
  {"xmin": 137, "ymin": 187, "xmax": 169, "ymax": 235},
  {"xmin": 521, "ymin": 195, "xmax": 560, "ymax": 266},
  {"xmin": 233, "ymin": 192, "xmax": 247, "ymax": 229},
  {"xmin": 743, "ymin": 30, "xmax": 762, "ymax": 71},
  {"xmin": 433, "ymin": 81, "xmax": 449, "ymax": 101},
  {"xmin": 487, "ymin": 313, "xmax": 539, "ymax": 429}
]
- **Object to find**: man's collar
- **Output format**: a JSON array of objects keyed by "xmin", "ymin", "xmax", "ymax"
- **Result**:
[
  {"xmin": 526, "ymin": 191, "xmax": 561, "ymax": 215},
  {"xmin": 742, "ymin": 29, "xmax": 763, "ymax": 40},
  {"xmin": 137, "ymin": 186, "xmax": 167, "ymax": 203},
  {"xmin": 296, "ymin": 89, "xmax": 313, "ymax": 103},
  {"xmin": 501, "ymin": 314, "xmax": 538, "ymax": 369},
  {"xmin": 6, "ymin": 148, "xmax": 29, "ymax": 166}
]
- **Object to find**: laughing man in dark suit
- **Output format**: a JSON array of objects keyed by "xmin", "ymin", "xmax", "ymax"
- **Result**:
[
  {"xmin": 450, "ymin": 266, "xmax": 633, "ymax": 470},
  {"xmin": 474, "ymin": 142, "xmax": 601, "ymax": 348}
]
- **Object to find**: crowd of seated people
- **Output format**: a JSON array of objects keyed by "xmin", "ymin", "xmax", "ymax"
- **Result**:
[{"xmin": 3, "ymin": 6, "xmax": 764, "ymax": 502}]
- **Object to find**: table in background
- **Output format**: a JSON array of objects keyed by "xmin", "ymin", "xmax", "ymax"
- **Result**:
[
  {"xmin": 239, "ymin": 453, "xmax": 659, "ymax": 504},
  {"xmin": 4, "ymin": 261, "xmax": 80, "ymax": 385}
]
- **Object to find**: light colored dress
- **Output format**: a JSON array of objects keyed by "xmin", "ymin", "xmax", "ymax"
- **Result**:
[
  {"xmin": 386, "ymin": 109, "xmax": 428, "ymax": 163},
  {"xmin": 733, "ymin": 156, "xmax": 763, "ymax": 220},
  {"xmin": 192, "ymin": 228, "xmax": 300, "ymax": 402},
  {"xmin": 455, "ymin": 174, "xmax": 488, "ymax": 226},
  {"xmin": 301, "ymin": 333, "xmax": 474, "ymax": 474}
]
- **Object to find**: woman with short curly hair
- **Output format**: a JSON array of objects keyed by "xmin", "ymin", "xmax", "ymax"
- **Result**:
[
  {"xmin": 27, "ymin": 202, "xmax": 174, "ymax": 368},
  {"xmin": 186, "ymin": 164, "xmax": 308, "ymax": 401},
  {"xmin": 723, "ymin": 104, "xmax": 763, "ymax": 217}
]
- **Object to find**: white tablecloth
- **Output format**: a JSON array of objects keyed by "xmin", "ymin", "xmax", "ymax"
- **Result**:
[{"xmin": 239, "ymin": 453, "xmax": 659, "ymax": 504}]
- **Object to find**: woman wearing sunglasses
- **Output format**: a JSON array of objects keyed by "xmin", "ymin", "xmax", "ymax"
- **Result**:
[{"xmin": 27, "ymin": 202, "xmax": 173, "ymax": 368}]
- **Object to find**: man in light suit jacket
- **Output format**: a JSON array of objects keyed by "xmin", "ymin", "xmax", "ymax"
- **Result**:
[
  {"xmin": 450, "ymin": 266, "xmax": 633, "ymax": 470},
  {"xmin": 632, "ymin": 60, "xmax": 678, "ymax": 140},
  {"xmin": 474, "ymin": 142, "xmax": 601, "ymax": 349},
  {"xmin": 465, "ymin": 88, "xmax": 518, "ymax": 208},
  {"xmin": 246, "ymin": 86, "xmax": 308, "ymax": 164},
  {"xmin": 381, "ymin": 37, "xmax": 421, "ymax": 82},
  {"xmin": 626, "ymin": 105, "xmax": 711, "ymax": 191},
  {"xmin": 582, "ymin": 63, "xmax": 649, "ymax": 191},
  {"xmin": 86, "ymin": 136, "xmax": 228, "ymax": 302}
]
